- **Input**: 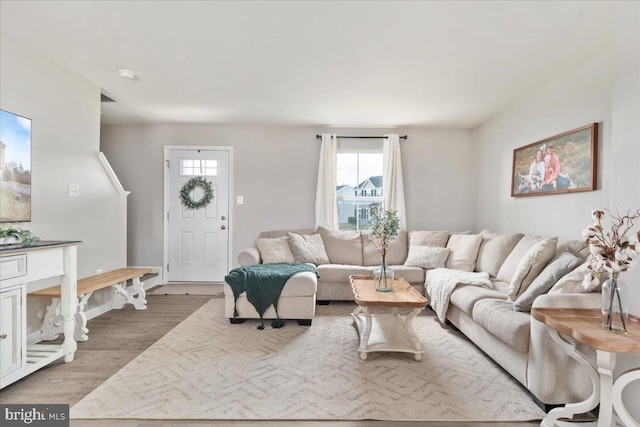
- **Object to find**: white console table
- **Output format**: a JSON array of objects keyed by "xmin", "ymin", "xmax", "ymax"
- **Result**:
[{"xmin": 0, "ymin": 241, "xmax": 80, "ymax": 389}]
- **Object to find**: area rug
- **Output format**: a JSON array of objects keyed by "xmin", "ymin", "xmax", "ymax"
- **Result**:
[
  {"xmin": 71, "ymin": 299, "xmax": 545, "ymax": 421},
  {"xmin": 147, "ymin": 282, "xmax": 224, "ymax": 296}
]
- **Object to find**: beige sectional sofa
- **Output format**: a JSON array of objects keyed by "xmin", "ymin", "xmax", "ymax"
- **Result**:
[{"xmin": 238, "ymin": 227, "xmax": 601, "ymax": 409}]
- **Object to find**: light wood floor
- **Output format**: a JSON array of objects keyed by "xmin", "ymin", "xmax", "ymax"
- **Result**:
[{"xmin": 0, "ymin": 294, "xmax": 540, "ymax": 427}]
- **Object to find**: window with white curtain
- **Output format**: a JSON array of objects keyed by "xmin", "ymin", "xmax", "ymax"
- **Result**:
[{"xmin": 336, "ymin": 151, "xmax": 383, "ymax": 231}]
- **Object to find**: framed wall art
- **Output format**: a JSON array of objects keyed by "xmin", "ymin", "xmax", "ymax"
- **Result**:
[{"xmin": 511, "ymin": 123, "xmax": 598, "ymax": 197}]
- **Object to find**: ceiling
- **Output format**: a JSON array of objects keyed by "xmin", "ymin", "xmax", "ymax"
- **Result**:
[{"xmin": 0, "ymin": 1, "xmax": 614, "ymax": 128}]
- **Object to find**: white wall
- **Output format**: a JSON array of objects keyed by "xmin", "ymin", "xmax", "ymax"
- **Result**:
[
  {"xmin": 472, "ymin": 2, "xmax": 640, "ymax": 417},
  {"xmin": 0, "ymin": 35, "xmax": 128, "ymax": 335},
  {"xmin": 100, "ymin": 125, "xmax": 474, "ymax": 269}
]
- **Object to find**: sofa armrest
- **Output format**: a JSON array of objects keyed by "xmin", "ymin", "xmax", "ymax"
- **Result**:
[
  {"xmin": 527, "ymin": 292, "xmax": 600, "ymax": 405},
  {"xmin": 238, "ymin": 247, "xmax": 261, "ymax": 266}
]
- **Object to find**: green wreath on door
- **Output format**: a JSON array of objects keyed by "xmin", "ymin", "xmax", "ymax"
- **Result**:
[{"xmin": 180, "ymin": 176, "xmax": 214, "ymax": 209}]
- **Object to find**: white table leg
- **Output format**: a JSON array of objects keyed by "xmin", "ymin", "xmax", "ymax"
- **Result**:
[
  {"xmin": 541, "ymin": 328, "xmax": 600, "ymax": 427},
  {"xmin": 612, "ymin": 368, "xmax": 640, "ymax": 427},
  {"xmin": 61, "ymin": 245, "xmax": 78, "ymax": 362},
  {"xmin": 596, "ymin": 351, "xmax": 616, "ymax": 427},
  {"xmin": 358, "ymin": 306, "xmax": 373, "ymax": 360},
  {"xmin": 404, "ymin": 308, "xmax": 423, "ymax": 361}
]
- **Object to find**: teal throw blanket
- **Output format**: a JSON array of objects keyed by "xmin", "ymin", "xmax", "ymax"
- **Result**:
[{"xmin": 225, "ymin": 263, "xmax": 318, "ymax": 330}]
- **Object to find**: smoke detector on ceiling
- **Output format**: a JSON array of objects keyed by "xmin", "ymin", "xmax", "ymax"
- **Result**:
[{"xmin": 118, "ymin": 69, "xmax": 136, "ymax": 80}]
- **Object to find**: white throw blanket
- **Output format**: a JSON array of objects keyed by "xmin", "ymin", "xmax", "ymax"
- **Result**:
[{"xmin": 426, "ymin": 268, "xmax": 493, "ymax": 323}]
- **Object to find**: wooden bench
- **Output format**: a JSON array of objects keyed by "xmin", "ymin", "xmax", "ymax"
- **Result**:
[{"xmin": 29, "ymin": 268, "xmax": 152, "ymax": 342}]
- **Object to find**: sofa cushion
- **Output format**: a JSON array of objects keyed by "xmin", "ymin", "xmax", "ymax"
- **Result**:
[
  {"xmin": 548, "ymin": 261, "xmax": 605, "ymax": 293},
  {"xmin": 472, "ymin": 299, "xmax": 531, "ymax": 353},
  {"xmin": 475, "ymin": 230, "xmax": 524, "ymax": 277},
  {"xmin": 388, "ymin": 265, "xmax": 426, "ymax": 284},
  {"xmin": 513, "ymin": 252, "xmax": 582, "ymax": 312},
  {"xmin": 362, "ymin": 230, "xmax": 408, "ymax": 266},
  {"xmin": 556, "ymin": 239, "xmax": 590, "ymax": 262},
  {"xmin": 507, "ymin": 237, "xmax": 558, "ymax": 300},
  {"xmin": 256, "ymin": 236, "xmax": 295, "ymax": 264},
  {"xmin": 496, "ymin": 234, "xmax": 544, "ymax": 283},
  {"xmin": 318, "ymin": 227, "xmax": 363, "ymax": 265},
  {"xmin": 315, "ymin": 264, "xmax": 373, "ymax": 283},
  {"xmin": 445, "ymin": 234, "xmax": 483, "ymax": 272},
  {"xmin": 409, "ymin": 230, "xmax": 449, "ymax": 248},
  {"xmin": 404, "ymin": 246, "xmax": 450, "ymax": 269},
  {"xmin": 448, "ymin": 282, "xmax": 509, "ymax": 316},
  {"xmin": 288, "ymin": 233, "xmax": 329, "ymax": 265}
]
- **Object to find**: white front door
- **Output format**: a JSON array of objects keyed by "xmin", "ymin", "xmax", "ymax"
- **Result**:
[{"xmin": 166, "ymin": 148, "xmax": 230, "ymax": 282}]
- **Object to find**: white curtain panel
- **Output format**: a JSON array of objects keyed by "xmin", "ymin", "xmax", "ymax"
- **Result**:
[
  {"xmin": 383, "ymin": 134, "xmax": 407, "ymax": 230},
  {"xmin": 314, "ymin": 133, "xmax": 338, "ymax": 229}
]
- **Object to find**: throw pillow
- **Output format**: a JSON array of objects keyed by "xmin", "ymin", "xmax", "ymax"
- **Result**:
[
  {"xmin": 445, "ymin": 234, "xmax": 483, "ymax": 272},
  {"xmin": 507, "ymin": 237, "xmax": 558, "ymax": 300},
  {"xmin": 496, "ymin": 234, "xmax": 544, "ymax": 283},
  {"xmin": 404, "ymin": 246, "xmax": 451, "ymax": 269},
  {"xmin": 318, "ymin": 227, "xmax": 363, "ymax": 265},
  {"xmin": 475, "ymin": 230, "xmax": 524, "ymax": 277},
  {"xmin": 513, "ymin": 252, "xmax": 582, "ymax": 312},
  {"xmin": 362, "ymin": 230, "xmax": 408, "ymax": 266},
  {"xmin": 256, "ymin": 236, "xmax": 295, "ymax": 264},
  {"xmin": 556, "ymin": 239, "xmax": 590, "ymax": 262},
  {"xmin": 548, "ymin": 262, "xmax": 605, "ymax": 293},
  {"xmin": 409, "ymin": 230, "xmax": 449, "ymax": 248},
  {"xmin": 287, "ymin": 232, "xmax": 329, "ymax": 265}
]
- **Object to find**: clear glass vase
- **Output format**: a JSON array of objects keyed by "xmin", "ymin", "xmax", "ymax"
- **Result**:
[
  {"xmin": 373, "ymin": 256, "xmax": 394, "ymax": 292},
  {"xmin": 601, "ymin": 272, "xmax": 628, "ymax": 333}
]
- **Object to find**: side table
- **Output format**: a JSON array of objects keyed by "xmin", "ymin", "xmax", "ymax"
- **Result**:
[{"xmin": 531, "ymin": 308, "xmax": 640, "ymax": 427}]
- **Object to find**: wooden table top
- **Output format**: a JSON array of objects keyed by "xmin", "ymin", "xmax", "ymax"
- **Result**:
[
  {"xmin": 349, "ymin": 275, "xmax": 429, "ymax": 308},
  {"xmin": 531, "ymin": 308, "xmax": 640, "ymax": 353}
]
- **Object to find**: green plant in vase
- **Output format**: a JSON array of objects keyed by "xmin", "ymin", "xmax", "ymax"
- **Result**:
[
  {"xmin": 368, "ymin": 206, "xmax": 400, "ymax": 292},
  {"xmin": 0, "ymin": 224, "xmax": 40, "ymax": 245}
]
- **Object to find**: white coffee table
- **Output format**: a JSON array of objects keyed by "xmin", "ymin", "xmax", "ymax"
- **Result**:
[{"xmin": 349, "ymin": 275, "xmax": 429, "ymax": 361}]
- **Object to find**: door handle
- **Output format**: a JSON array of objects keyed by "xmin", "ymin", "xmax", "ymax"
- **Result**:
[
  {"xmin": 221, "ymin": 225, "xmax": 226, "ymax": 230},
  {"xmin": 221, "ymin": 215, "xmax": 226, "ymax": 220},
  {"xmin": 0, "ymin": 334, "xmax": 7, "ymax": 340}
]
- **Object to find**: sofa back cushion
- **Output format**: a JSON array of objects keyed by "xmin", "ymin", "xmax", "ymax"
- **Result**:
[
  {"xmin": 475, "ymin": 230, "xmax": 524, "ymax": 277},
  {"xmin": 408, "ymin": 230, "xmax": 449, "ymax": 248},
  {"xmin": 445, "ymin": 234, "xmax": 483, "ymax": 272},
  {"xmin": 556, "ymin": 239, "xmax": 590, "ymax": 262},
  {"xmin": 287, "ymin": 232, "xmax": 330, "ymax": 265},
  {"xmin": 513, "ymin": 252, "xmax": 582, "ymax": 312},
  {"xmin": 318, "ymin": 227, "xmax": 363, "ymax": 265},
  {"xmin": 362, "ymin": 230, "xmax": 408, "ymax": 266},
  {"xmin": 507, "ymin": 236, "xmax": 558, "ymax": 300},
  {"xmin": 256, "ymin": 236, "xmax": 295, "ymax": 264},
  {"xmin": 496, "ymin": 234, "xmax": 544, "ymax": 283}
]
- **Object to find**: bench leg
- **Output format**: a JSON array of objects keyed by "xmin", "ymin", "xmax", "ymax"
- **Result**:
[
  {"xmin": 41, "ymin": 298, "xmax": 63, "ymax": 341},
  {"xmin": 112, "ymin": 276, "xmax": 147, "ymax": 310},
  {"xmin": 74, "ymin": 291, "xmax": 93, "ymax": 342}
]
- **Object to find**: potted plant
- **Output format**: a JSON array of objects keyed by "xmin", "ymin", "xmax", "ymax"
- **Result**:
[
  {"xmin": 0, "ymin": 224, "xmax": 40, "ymax": 246},
  {"xmin": 368, "ymin": 206, "xmax": 400, "ymax": 292}
]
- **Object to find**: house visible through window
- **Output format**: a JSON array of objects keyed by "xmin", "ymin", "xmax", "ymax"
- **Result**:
[{"xmin": 336, "ymin": 152, "xmax": 383, "ymax": 231}]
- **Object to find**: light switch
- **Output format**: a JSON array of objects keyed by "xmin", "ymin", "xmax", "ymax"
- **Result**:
[
  {"xmin": 68, "ymin": 184, "xmax": 80, "ymax": 197},
  {"xmin": 237, "ymin": 196, "xmax": 244, "ymax": 205}
]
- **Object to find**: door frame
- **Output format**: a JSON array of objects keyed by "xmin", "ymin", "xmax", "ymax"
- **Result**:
[{"xmin": 163, "ymin": 145, "xmax": 234, "ymax": 282}]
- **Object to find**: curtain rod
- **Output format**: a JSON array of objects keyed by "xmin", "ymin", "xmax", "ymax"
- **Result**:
[{"xmin": 315, "ymin": 135, "xmax": 407, "ymax": 140}]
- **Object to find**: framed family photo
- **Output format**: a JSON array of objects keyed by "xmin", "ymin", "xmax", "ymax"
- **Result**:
[{"xmin": 511, "ymin": 123, "xmax": 598, "ymax": 197}]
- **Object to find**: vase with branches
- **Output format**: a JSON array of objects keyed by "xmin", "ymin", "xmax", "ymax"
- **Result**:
[
  {"xmin": 582, "ymin": 208, "xmax": 640, "ymax": 333},
  {"xmin": 368, "ymin": 206, "xmax": 400, "ymax": 292}
]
